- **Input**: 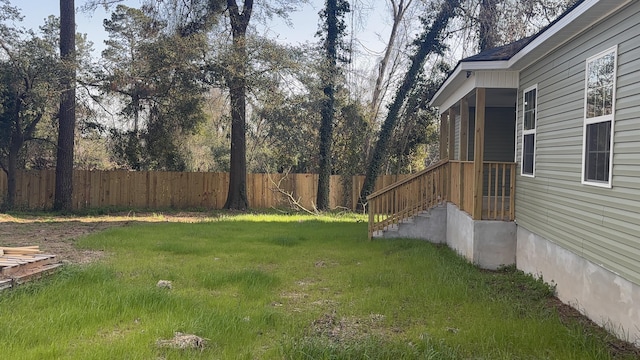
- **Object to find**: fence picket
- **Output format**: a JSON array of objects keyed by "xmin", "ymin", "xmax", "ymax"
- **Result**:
[{"xmin": 0, "ymin": 170, "xmax": 406, "ymax": 211}]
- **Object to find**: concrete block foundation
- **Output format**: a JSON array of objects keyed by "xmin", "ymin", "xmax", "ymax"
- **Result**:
[
  {"xmin": 517, "ymin": 226, "xmax": 640, "ymax": 345},
  {"xmin": 379, "ymin": 203, "xmax": 516, "ymax": 270},
  {"xmin": 376, "ymin": 202, "xmax": 640, "ymax": 345},
  {"xmin": 446, "ymin": 203, "xmax": 516, "ymax": 270}
]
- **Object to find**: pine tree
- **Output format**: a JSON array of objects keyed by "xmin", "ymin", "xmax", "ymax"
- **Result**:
[{"xmin": 54, "ymin": 0, "xmax": 76, "ymax": 211}]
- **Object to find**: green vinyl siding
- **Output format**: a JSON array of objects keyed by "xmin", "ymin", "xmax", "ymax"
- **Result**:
[{"xmin": 515, "ymin": 2, "xmax": 640, "ymax": 285}]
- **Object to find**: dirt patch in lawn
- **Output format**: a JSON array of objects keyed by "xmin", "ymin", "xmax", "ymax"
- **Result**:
[
  {"xmin": 308, "ymin": 311, "xmax": 389, "ymax": 343},
  {"xmin": 0, "ymin": 212, "xmax": 216, "ymax": 265},
  {"xmin": 156, "ymin": 332, "xmax": 208, "ymax": 350}
]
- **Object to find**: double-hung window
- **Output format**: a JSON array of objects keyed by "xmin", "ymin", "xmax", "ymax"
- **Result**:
[
  {"xmin": 521, "ymin": 86, "xmax": 537, "ymax": 176},
  {"xmin": 582, "ymin": 46, "xmax": 617, "ymax": 187}
]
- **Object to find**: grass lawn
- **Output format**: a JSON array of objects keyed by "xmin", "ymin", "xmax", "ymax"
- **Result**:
[{"xmin": 0, "ymin": 213, "xmax": 633, "ymax": 359}]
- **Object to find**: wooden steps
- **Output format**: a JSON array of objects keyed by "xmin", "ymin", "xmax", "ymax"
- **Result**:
[{"xmin": 0, "ymin": 246, "xmax": 62, "ymax": 290}]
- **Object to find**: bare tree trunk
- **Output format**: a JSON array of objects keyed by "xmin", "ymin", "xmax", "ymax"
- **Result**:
[
  {"xmin": 2, "ymin": 90, "xmax": 25, "ymax": 210},
  {"xmin": 223, "ymin": 0, "xmax": 252, "ymax": 210},
  {"xmin": 478, "ymin": 0, "xmax": 499, "ymax": 51},
  {"xmin": 3, "ymin": 89, "xmax": 42, "ymax": 210},
  {"xmin": 316, "ymin": 0, "xmax": 341, "ymax": 211},
  {"xmin": 316, "ymin": 85, "xmax": 334, "ymax": 210},
  {"xmin": 54, "ymin": 0, "xmax": 76, "ymax": 211},
  {"xmin": 370, "ymin": 0, "xmax": 412, "ymax": 122},
  {"xmin": 358, "ymin": 0, "xmax": 461, "ymax": 210}
]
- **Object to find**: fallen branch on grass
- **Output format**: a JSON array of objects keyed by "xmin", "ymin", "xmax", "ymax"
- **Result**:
[{"xmin": 267, "ymin": 169, "xmax": 319, "ymax": 215}]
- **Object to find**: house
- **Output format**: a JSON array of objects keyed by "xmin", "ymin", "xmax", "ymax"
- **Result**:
[{"xmin": 368, "ymin": 0, "xmax": 640, "ymax": 345}]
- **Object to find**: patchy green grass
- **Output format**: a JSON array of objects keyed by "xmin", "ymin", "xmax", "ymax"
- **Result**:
[{"xmin": 0, "ymin": 213, "xmax": 634, "ymax": 359}]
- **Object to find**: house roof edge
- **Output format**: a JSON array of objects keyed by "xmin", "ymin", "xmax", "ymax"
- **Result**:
[{"xmin": 430, "ymin": 0, "xmax": 632, "ymax": 110}]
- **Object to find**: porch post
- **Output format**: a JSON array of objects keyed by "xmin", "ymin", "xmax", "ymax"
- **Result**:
[
  {"xmin": 439, "ymin": 112, "xmax": 448, "ymax": 159},
  {"xmin": 448, "ymin": 107, "xmax": 456, "ymax": 160},
  {"xmin": 460, "ymin": 97, "xmax": 469, "ymax": 161},
  {"xmin": 459, "ymin": 97, "xmax": 469, "ymax": 208},
  {"xmin": 472, "ymin": 88, "xmax": 486, "ymax": 220}
]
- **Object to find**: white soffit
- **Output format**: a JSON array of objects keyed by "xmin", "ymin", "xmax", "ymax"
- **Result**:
[
  {"xmin": 437, "ymin": 70, "xmax": 518, "ymax": 113},
  {"xmin": 431, "ymin": 62, "xmax": 512, "ymax": 113}
]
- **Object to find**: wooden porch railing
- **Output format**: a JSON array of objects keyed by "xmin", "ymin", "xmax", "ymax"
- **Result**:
[
  {"xmin": 449, "ymin": 161, "xmax": 474, "ymax": 215},
  {"xmin": 367, "ymin": 160, "xmax": 449, "ymax": 239},
  {"xmin": 448, "ymin": 161, "xmax": 515, "ymax": 220},
  {"xmin": 483, "ymin": 162, "xmax": 516, "ymax": 221},
  {"xmin": 367, "ymin": 160, "xmax": 516, "ymax": 239}
]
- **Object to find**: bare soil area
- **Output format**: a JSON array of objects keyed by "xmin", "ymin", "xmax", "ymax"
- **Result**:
[{"xmin": 0, "ymin": 212, "xmax": 215, "ymax": 264}]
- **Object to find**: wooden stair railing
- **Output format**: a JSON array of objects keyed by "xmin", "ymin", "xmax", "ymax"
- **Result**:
[{"xmin": 366, "ymin": 160, "xmax": 449, "ymax": 239}]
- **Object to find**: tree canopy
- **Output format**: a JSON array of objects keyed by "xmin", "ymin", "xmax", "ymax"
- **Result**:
[
  {"xmin": 0, "ymin": 4, "xmax": 63, "ymax": 209},
  {"xmin": 0, "ymin": 0, "xmax": 574, "ymax": 210}
]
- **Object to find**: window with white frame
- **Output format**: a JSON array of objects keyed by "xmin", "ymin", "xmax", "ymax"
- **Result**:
[
  {"xmin": 521, "ymin": 86, "xmax": 537, "ymax": 176},
  {"xmin": 582, "ymin": 46, "xmax": 616, "ymax": 186}
]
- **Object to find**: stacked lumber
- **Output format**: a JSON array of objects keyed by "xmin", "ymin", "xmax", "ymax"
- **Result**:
[
  {"xmin": 0, "ymin": 245, "xmax": 42, "ymax": 256},
  {"xmin": 0, "ymin": 246, "xmax": 61, "ymax": 290}
]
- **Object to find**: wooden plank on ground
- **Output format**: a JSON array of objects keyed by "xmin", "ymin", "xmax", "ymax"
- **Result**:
[
  {"xmin": 12, "ymin": 263, "xmax": 63, "ymax": 285},
  {"xmin": 0, "ymin": 253, "xmax": 57, "ymax": 277},
  {"xmin": 0, "ymin": 261, "xmax": 23, "ymax": 266},
  {"xmin": 0, "ymin": 247, "xmax": 41, "ymax": 254},
  {"xmin": 0, "ymin": 278, "xmax": 13, "ymax": 290}
]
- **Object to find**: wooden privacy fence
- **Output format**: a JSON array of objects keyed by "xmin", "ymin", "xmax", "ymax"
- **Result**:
[{"xmin": 0, "ymin": 170, "xmax": 409, "ymax": 211}]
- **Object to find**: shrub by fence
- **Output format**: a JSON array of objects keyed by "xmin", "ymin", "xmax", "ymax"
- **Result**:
[{"xmin": 0, "ymin": 170, "xmax": 408, "ymax": 211}]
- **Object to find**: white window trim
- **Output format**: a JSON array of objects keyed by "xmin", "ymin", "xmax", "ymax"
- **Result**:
[
  {"xmin": 581, "ymin": 45, "xmax": 617, "ymax": 188},
  {"xmin": 521, "ymin": 84, "xmax": 537, "ymax": 178}
]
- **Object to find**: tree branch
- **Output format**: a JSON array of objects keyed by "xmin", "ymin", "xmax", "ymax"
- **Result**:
[
  {"xmin": 267, "ymin": 169, "xmax": 318, "ymax": 215},
  {"xmin": 23, "ymin": 112, "xmax": 44, "ymax": 140},
  {"xmin": 24, "ymin": 136, "xmax": 58, "ymax": 149}
]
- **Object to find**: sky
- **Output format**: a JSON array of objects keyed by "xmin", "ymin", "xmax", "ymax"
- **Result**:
[{"xmin": 14, "ymin": 0, "xmax": 394, "ymax": 63}]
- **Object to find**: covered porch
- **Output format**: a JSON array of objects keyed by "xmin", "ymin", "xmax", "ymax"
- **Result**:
[
  {"xmin": 368, "ymin": 71, "xmax": 519, "ymax": 240},
  {"xmin": 440, "ymin": 85, "xmax": 518, "ymax": 221}
]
